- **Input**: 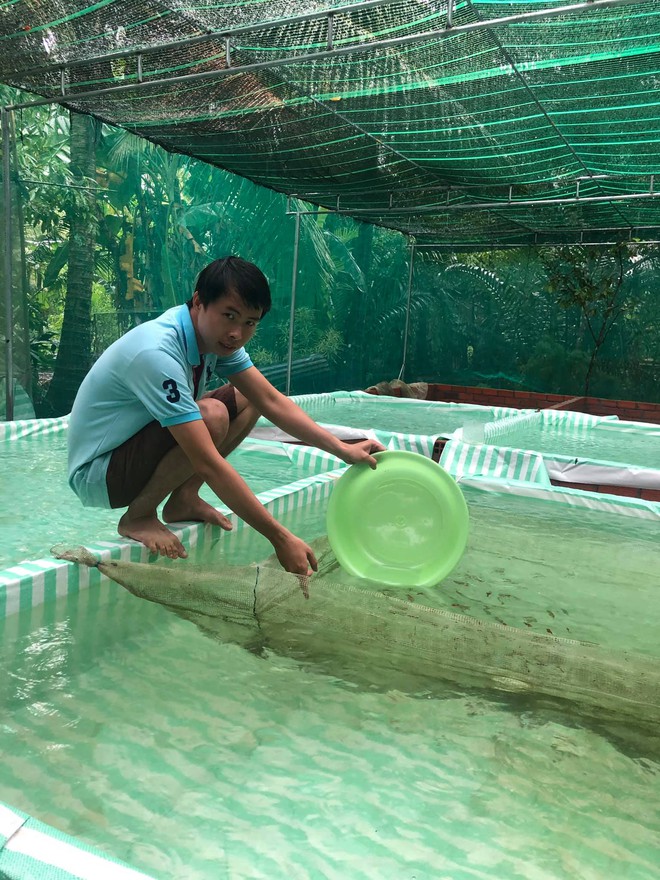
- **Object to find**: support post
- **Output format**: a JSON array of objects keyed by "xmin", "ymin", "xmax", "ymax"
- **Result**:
[
  {"xmin": 2, "ymin": 107, "xmax": 14, "ymax": 421},
  {"xmin": 398, "ymin": 239, "xmax": 415, "ymax": 381},
  {"xmin": 286, "ymin": 209, "xmax": 301, "ymax": 396}
]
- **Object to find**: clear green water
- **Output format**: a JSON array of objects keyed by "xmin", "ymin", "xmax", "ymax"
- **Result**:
[
  {"xmin": 498, "ymin": 421, "xmax": 660, "ymax": 470},
  {"xmin": 3, "ymin": 588, "xmax": 659, "ymax": 880},
  {"xmin": 1, "ymin": 491, "xmax": 660, "ymax": 878},
  {"xmin": 404, "ymin": 489, "xmax": 660, "ymax": 659},
  {"xmin": 284, "ymin": 397, "xmax": 505, "ymax": 437},
  {"xmin": 0, "ymin": 433, "xmax": 306, "ymax": 570}
]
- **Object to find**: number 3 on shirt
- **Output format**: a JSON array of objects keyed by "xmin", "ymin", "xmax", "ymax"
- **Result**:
[{"xmin": 162, "ymin": 378, "xmax": 180, "ymax": 403}]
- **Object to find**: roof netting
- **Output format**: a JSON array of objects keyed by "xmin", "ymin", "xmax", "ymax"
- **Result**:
[{"xmin": 1, "ymin": 0, "xmax": 659, "ymax": 248}]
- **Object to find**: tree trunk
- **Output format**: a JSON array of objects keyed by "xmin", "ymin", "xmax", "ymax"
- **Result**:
[
  {"xmin": 45, "ymin": 112, "xmax": 97, "ymax": 416},
  {"xmin": 0, "ymin": 109, "xmax": 31, "ymax": 416},
  {"xmin": 583, "ymin": 346, "xmax": 599, "ymax": 397}
]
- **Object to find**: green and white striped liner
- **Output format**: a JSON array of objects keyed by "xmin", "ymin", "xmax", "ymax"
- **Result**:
[
  {"xmin": 0, "ymin": 801, "xmax": 156, "ymax": 880},
  {"xmin": 253, "ymin": 466, "xmax": 343, "ymax": 521},
  {"xmin": 489, "ymin": 404, "xmax": 524, "ymax": 419},
  {"xmin": 260, "ymin": 392, "xmax": 529, "ymax": 432},
  {"xmin": 280, "ymin": 426, "xmax": 443, "ymax": 472},
  {"xmin": 458, "ymin": 474, "xmax": 660, "ymax": 521},
  {"xmin": 482, "ymin": 410, "xmax": 542, "ymax": 442},
  {"xmin": 291, "ymin": 390, "xmax": 370, "ymax": 403},
  {"xmin": 285, "ymin": 390, "xmax": 366, "ymax": 415},
  {"xmin": 441, "ymin": 438, "xmax": 551, "ymax": 486},
  {"xmin": 381, "ymin": 429, "xmax": 441, "ymax": 458},
  {"xmin": 285, "ymin": 443, "xmax": 347, "ymax": 474},
  {"xmin": 540, "ymin": 409, "xmax": 619, "ymax": 428},
  {"xmin": 0, "ymin": 538, "xmax": 164, "ymax": 621},
  {"xmin": 481, "ymin": 408, "xmax": 621, "ymax": 446},
  {"xmin": 0, "ymin": 557, "xmax": 81, "ymax": 620},
  {"xmin": 0, "ymin": 469, "xmax": 344, "ymax": 621},
  {"xmin": 444, "ymin": 431, "xmax": 660, "ymax": 493},
  {"xmin": 0, "ymin": 414, "xmax": 70, "ymax": 441}
]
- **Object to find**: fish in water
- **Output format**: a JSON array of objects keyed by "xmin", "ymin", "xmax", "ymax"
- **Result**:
[{"xmin": 52, "ymin": 540, "xmax": 660, "ymax": 735}]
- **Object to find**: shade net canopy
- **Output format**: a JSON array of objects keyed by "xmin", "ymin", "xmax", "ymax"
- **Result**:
[{"xmin": 1, "ymin": 0, "xmax": 659, "ymax": 249}]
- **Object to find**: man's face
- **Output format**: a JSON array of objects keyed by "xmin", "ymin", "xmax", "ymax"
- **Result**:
[{"xmin": 192, "ymin": 289, "xmax": 262, "ymax": 356}]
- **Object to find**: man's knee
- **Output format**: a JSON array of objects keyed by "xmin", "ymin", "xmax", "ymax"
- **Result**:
[{"xmin": 198, "ymin": 397, "xmax": 230, "ymax": 445}]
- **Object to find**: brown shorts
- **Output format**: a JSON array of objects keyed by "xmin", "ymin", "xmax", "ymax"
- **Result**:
[{"xmin": 106, "ymin": 384, "xmax": 238, "ymax": 509}]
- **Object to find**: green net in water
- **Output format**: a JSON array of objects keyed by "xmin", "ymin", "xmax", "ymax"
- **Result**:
[{"xmin": 54, "ymin": 538, "xmax": 660, "ymax": 736}]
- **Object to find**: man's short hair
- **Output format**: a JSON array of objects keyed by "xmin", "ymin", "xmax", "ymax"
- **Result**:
[{"xmin": 190, "ymin": 256, "xmax": 272, "ymax": 316}]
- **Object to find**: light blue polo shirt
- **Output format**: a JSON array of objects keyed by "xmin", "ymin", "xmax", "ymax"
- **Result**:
[{"xmin": 68, "ymin": 304, "xmax": 252, "ymax": 508}]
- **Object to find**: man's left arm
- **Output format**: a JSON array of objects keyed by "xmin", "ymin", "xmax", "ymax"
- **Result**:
[{"xmin": 229, "ymin": 366, "xmax": 385, "ymax": 468}]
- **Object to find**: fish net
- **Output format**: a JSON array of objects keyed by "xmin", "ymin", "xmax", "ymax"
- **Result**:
[{"xmin": 54, "ymin": 540, "xmax": 660, "ymax": 731}]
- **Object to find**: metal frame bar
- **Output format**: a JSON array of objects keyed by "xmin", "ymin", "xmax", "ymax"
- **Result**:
[
  {"xmin": 292, "ymin": 174, "xmax": 658, "ymax": 202},
  {"xmin": 415, "ymin": 240, "xmax": 660, "ymax": 249},
  {"xmin": 416, "ymin": 225, "xmax": 660, "ymax": 240},
  {"xmin": 285, "ymin": 198, "xmax": 660, "ymax": 246},
  {"xmin": 286, "ymin": 209, "xmax": 301, "ymax": 396},
  {"xmin": 5, "ymin": 0, "xmax": 637, "ymax": 111},
  {"xmin": 2, "ymin": 108, "xmax": 14, "ymax": 421},
  {"xmin": 316, "ymin": 189, "xmax": 660, "ymax": 215},
  {"xmin": 398, "ymin": 240, "xmax": 416, "ymax": 382}
]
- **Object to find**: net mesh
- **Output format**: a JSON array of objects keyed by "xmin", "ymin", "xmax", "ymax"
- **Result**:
[
  {"xmin": 0, "ymin": 1, "xmax": 659, "ymax": 248},
  {"xmin": 53, "ymin": 537, "xmax": 660, "ymax": 733}
]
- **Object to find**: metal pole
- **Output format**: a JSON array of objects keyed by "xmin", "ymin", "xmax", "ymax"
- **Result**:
[
  {"xmin": 2, "ymin": 108, "xmax": 14, "ymax": 421},
  {"xmin": 415, "ymin": 236, "xmax": 660, "ymax": 249},
  {"xmin": 316, "ymin": 189, "xmax": 660, "ymax": 215},
  {"xmin": 286, "ymin": 210, "xmax": 301, "ymax": 396},
  {"xmin": 292, "ymin": 173, "xmax": 655, "ymax": 200},
  {"xmin": 398, "ymin": 240, "xmax": 415, "ymax": 382}
]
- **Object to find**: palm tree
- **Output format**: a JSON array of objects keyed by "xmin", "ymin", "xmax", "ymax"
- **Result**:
[{"xmin": 45, "ymin": 111, "xmax": 98, "ymax": 415}]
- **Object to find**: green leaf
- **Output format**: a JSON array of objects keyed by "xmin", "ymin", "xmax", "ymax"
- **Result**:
[
  {"xmin": 43, "ymin": 243, "xmax": 69, "ymax": 288},
  {"xmin": 102, "ymin": 214, "xmax": 123, "ymax": 237}
]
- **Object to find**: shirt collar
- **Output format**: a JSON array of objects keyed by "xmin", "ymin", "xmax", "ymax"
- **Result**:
[{"xmin": 176, "ymin": 304, "xmax": 202, "ymax": 366}]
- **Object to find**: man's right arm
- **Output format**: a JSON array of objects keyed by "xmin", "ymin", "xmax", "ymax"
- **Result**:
[{"xmin": 168, "ymin": 419, "xmax": 317, "ymax": 577}]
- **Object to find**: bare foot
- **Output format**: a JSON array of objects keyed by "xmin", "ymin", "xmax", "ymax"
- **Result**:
[
  {"xmin": 118, "ymin": 512, "xmax": 187, "ymax": 559},
  {"xmin": 163, "ymin": 495, "xmax": 233, "ymax": 531}
]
